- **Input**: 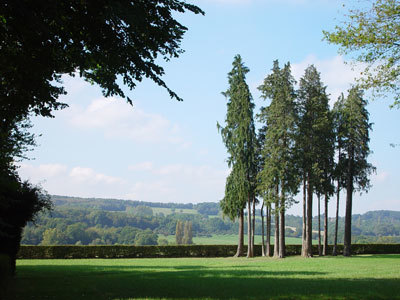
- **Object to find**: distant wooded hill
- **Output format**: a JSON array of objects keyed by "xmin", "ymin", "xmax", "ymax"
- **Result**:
[{"xmin": 21, "ymin": 195, "xmax": 400, "ymax": 246}]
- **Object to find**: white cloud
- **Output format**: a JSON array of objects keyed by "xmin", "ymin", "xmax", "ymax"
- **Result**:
[
  {"xmin": 69, "ymin": 167, "xmax": 125, "ymax": 185},
  {"xmin": 67, "ymin": 98, "xmax": 189, "ymax": 147},
  {"xmin": 291, "ymin": 55, "xmax": 365, "ymax": 104},
  {"xmin": 18, "ymin": 163, "xmax": 125, "ymax": 198},
  {"xmin": 126, "ymin": 162, "xmax": 228, "ymax": 203},
  {"xmin": 19, "ymin": 163, "xmax": 68, "ymax": 180}
]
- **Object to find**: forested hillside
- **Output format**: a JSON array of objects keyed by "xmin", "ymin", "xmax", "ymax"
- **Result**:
[{"xmin": 21, "ymin": 196, "xmax": 400, "ymax": 246}]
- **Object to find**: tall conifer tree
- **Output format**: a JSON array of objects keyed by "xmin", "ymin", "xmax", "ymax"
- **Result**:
[
  {"xmin": 341, "ymin": 87, "xmax": 375, "ymax": 256},
  {"xmin": 219, "ymin": 55, "xmax": 256, "ymax": 257},
  {"xmin": 258, "ymin": 61, "xmax": 298, "ymax": 258},
  {"xmin": 175, "ymin": 221, "xmax": 184, "ymax": 245},
  {"xmin": 296, "ymin": 65, "xmax": 330, "ymax": 257},
  {"xmin": 332, "ymin": 94, "xmax": 346, "ymax": 256}
]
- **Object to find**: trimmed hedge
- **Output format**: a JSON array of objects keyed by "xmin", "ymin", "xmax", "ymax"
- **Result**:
[{"xmin": 17, "ymin": 244, "xmax": 400, "ymax": 259}]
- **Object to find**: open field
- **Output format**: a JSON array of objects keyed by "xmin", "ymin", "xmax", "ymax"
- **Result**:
[
  {"xmin": 7, "ymin": 255, "xmax": 400, "ymax": 299},
  {"xmin": 151, "ymin": 207, "xmax": 198, "ymax": 215},
  {"xmin": 161, "ymin": 234, "xmax": 316, "ymax": 245}
]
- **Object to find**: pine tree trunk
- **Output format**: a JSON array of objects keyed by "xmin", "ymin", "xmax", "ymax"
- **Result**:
[
  {"xmin": 305, "ymin": 175, "xmax": 313, "ymax": 257},
  {"xmin": 273, "ymin": 200, "xmax": 280, "ymax": 258},
  {"xmin": 301, "ymin": 176, "xmax": 307, "ymax": 257},
  {"xmin": 251, "ymin": 196, "xmax": 255, "ymax": 256},
  {"xmin": 266, "ymin": 203, "xmax": 271, "ymax": 257},
  {"xmin": 261, "ymin": 202, "xmax": 265, "ymax": 257},
  {"xmin": 344, "ymin": 147, "xmax": 354, "ymax": 257},
  {"xmin": 318, "ymin": 193, "xmax": 322, "ymax": 256},
  {"xmin": 234, "ymin": 209, "xmax": 244, "ymax": 257},
  {"xmin": 247, "ymin": 196, "xmax": 253, "ymax": 258},
  {"xmin": 333, "ymin": 180, "xmax": 340, "ymax": 256},
  {"xmin": 323, "ymin": 193, "xmax": 328, "ymax": 256},
  {"xmin": 279, "ymin": 188, "xmax": 285, "ymax": 258}
]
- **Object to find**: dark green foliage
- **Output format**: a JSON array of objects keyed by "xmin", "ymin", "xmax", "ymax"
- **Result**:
[
  {"xmin": 257, "ymin": 60, "xmax": 299, "ymax": 200},
  {"xmin": 134, "ymin": 230, "xmax": 158, "ymax": 246},
  {"xmin": 0, "ymin": 254, "xmax": 11, "ymax": 299},
  {"xmin": 51, "ymin": 195, "xmax": 209, "ymax": 213},
  {"xmin": 17, "ymin": 245, "xmax": 240, "ymax": 259},
  {"xmin": 0, "ymin": 175, "xmax": 51, "ymax": 274},
  {"xmin": 219, "ymin": 55, "xmax": 256, "ymax": 203},
  {"xmin": 0, "ymin": 253, "xmax": 11, "ymax": 280},
  {"xmin": 196, "ymin": 203, "xmax": 220, "ymax": 216},
  {"xmin": 16, "ymin": 244, "xmax": 400, "ymax": 259},
  {"xmin": 0, "ymin": 0, "xmax": 204, "ymax": 122}
]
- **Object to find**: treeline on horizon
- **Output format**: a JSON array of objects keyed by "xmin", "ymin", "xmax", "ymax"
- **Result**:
[{"xmin": 21, "ymin": 196, "xmax": 400, "ymax": 246}]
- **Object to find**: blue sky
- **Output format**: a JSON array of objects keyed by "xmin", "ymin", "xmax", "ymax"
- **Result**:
[{"xmin": 18, "ymin": 0, "xmax": 399, "ymax": 216}]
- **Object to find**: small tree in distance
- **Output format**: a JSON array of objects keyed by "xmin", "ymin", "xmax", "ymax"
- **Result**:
[
  {"xmin": 175, "ymin": 221, "xmax": 184, "ymax": 245},
  {"xmin": 183, "ymin": 221, "xmax": 193, "ymax": 245}
]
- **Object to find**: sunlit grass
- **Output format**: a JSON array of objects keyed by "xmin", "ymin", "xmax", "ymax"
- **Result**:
[{"xmin": 8, "ymin": 254, "xmax": 400, "ymax": 299}]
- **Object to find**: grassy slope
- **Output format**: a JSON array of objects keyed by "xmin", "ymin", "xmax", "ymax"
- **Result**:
[
  {"xmin": 161, "ymin": 234, "xmax": 315, "ymax": 245},
  {"xmin": 151, "ymin": 207, "xmax": 198, "ymax": 215},
  {"xmin": 9, "ymin": 255, "xmax": 400, "ymax": 299}
]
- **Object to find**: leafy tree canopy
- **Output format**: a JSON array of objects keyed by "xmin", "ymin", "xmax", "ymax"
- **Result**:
[
  {"xmin": 0, "ymin": 0, "xmax": 204, "ymax": 120},
  {"xmin": 323, "ymin": 0, "xmax": 400, "ymax": 107}
]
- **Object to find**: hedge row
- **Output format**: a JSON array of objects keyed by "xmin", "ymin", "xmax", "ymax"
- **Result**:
[{"xmin": 17, "ymin": 244, "xmax": 400, "ymax": 259}]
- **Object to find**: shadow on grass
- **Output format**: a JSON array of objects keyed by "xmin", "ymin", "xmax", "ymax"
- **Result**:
[{"xmin": 7, "ymin": 258, "xmax": 400, "ymax": 300}]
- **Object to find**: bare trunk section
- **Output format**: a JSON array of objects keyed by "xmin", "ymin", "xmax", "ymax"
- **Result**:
[
  {"xmin": 318, "ymin": 193, "xmax": 322, "ymax": 256},
  {"xmin": 234, "ymin": 209, "xmax": 244, "ymax": 257},
  {"xmin": 333, "ymin": 180, "xmax": 340, "ymax": 256},
  {"xmin": 247, "ymin": 196, "xmax": 253, "ymax": 258},
  {"xmin": 305, "ymin": 175, "xmax": 313, "ymax": 257},
  {"xmin": 323, "ymin": 193, "xmax": 328, "ymax": 256},
  {"xmin": 273, "ymin": 192, "xmax": 280, "ymax": 258},
  {"xmin": 301, "ymin": 176, "xmax": 307, "ymax": 257},
  {"xmin": 266, "ymin": 203, "xmax": 271, "ymax": 257},
  {"xmin": 279, "ymin": 188, "xmax": 285, "ymax": 258},
  {"xmin": 251, "ymin": 196, "xmax": 255, "ymax": 256},
  {"xmin": 261, "ymin": 202, "xmax": 266, "ymax": 257},
  {"xmin": 333, "ymin": 145, "xmax": 341, "ymax": 256},
  {"xmin": 344, "ymin": 147, "xmax": 354, "ymax": 257}
]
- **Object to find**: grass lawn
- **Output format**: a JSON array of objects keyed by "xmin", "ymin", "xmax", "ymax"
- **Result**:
[
  {"xmin": 161, "ymin": 234, "xmax": 315, "ymax": 245},
  {"xmin": 6, "ymin": 254, "xmax": 400, "ymax": 299}
]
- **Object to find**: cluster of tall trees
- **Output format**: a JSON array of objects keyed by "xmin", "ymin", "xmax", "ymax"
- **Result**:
[{"xmin": 219, "ymin": 55, "xmax": 374, "ymax": 258}]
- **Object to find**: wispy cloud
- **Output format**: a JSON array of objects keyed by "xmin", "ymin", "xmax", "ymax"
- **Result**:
[
  {"xmin": 18, "ymin": 163, "xmax": 126, "ymax": 198},
  {"xmin": 127, "ymin": 162, "xmax": 228, "ymax": 203},
  {"xmin": 69, "ymin": 167, "xmax": 125, "ymax": 185},
  {"xmin": 66, "ymin": 98, "xmax": 190, "ymax": 147}
]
